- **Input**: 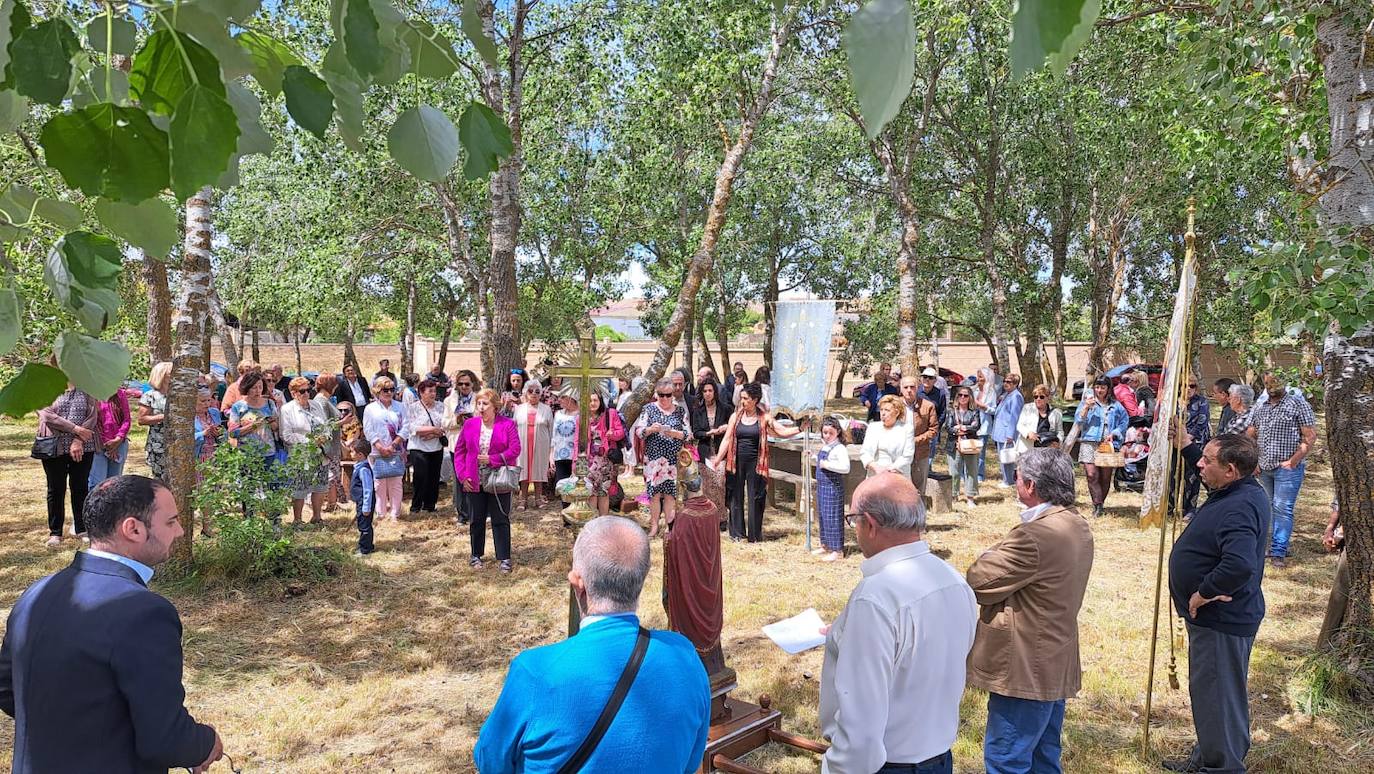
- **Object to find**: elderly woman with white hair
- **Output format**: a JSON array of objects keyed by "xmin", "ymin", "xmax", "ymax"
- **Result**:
[
  {"xmin": 639, "ymin": 377, "xmax": 690, "ymax": 538},
  {"xmin": 512, "ymin": 380, "xmax": 554, "ymax": 510},
  {"xmin": 1222, "ymin": 384, "xmax": 1256, "ymax": 435}
]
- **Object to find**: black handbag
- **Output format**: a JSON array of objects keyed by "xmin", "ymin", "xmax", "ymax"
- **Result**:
[
  {"xmin": 30, "ymin": 435, "xmax": 60, "ymax": 460},
  {"xmin": 556, "ymin": 626, "xmax": 650, "ymax": 774}
]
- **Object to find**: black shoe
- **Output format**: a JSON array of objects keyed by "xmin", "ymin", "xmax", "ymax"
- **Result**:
[
  {"xmin": 1161, "ymin": 759, "xmax": 1199, "ymax": 772},
  {"xmin": 1092, "ymin": 505, "xmax": 1104, "ymax": 518}
]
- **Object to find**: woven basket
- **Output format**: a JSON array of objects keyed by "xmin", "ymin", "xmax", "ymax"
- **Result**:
[{"xmin": 1093, "ymin": 440, "xmax": 1125, "ymax": 468}]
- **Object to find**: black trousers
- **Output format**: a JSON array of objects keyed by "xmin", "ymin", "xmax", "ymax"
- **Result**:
[
  {"xmin": 409, "ymin": 449, "xmax": 444, "ymax": 511},
  {"xmin": 43, "ymin": 453, "xmax": 93, "ymax": 537},
  {"xmin": 728, "ymin": 452, "xmax": 767, "ymax": 542},
  {"xmin": 554, "ymin": 459, "xmax": 573, "ymax": 506},
  {"xmin": 467, "ymin": 490, "xmax": 512, "ymax": 560},
  {"xmin": 1184, "ymin": 622, "xmax": 1254, "ymax": 773}
]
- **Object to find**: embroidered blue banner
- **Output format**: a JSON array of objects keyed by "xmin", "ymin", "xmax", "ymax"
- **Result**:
[{"xmin": 770, "ymin": 300, "xmax": 836, "ymax": 416}]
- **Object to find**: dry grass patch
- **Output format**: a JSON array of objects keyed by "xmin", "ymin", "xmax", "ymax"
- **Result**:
[{"xmin": 0, "ymin": 415, "xmax": 1369, "ymax": 772}]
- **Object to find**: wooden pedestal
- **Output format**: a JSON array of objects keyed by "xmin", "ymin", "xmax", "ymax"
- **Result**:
[{"xmin": 700, "ymin": 679, "xmax": 782, "ymax": 774}]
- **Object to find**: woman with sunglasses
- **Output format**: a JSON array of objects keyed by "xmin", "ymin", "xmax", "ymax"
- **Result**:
[
  {"xmin": 336, "ymin": 401, "xmax": 361, "ymax": 506},
  {"xmin": 712, "ymin": 382, "xmax": 802, "ymax": 543},
  {"xmin": 281, "ymin": 376, "xmax": 331, "ymax": 526},
  {"xmin": 641, "ymin": 378, "xmax": 690, "ymax": 538},
  {"xmin": 1016, "ymin": 386, "xmax": 1063, "ymax": 457},
  {"xmin": 512, "ymin": 382, "xmax": 553, "ymax": 510},
  {"xmin": 945, "ymin": 387, "xmax": 983, "ymax": 507},
  {"xmin": 363, "ymin": 377, "xmax": 406, "ymax": 520}
]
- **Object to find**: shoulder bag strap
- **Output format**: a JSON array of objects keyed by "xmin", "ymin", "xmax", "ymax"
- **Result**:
[{"xmin": 557, "ymin": 626, "xmax": 650, "ymax": 774}]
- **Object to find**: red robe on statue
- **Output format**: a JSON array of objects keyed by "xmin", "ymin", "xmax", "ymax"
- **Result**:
[{"xmin": 663, "ymin": 463, "xmax": 726, "ymax": 672}]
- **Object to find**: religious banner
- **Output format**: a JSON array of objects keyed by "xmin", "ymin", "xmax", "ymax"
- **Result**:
[
  {"xmin": 1140, "ymin": 208, "xmax": 1199, "ymax": 530},
  {"xmin": 770, "ymin": 300, "xmax": 836, "ymax": 417}
]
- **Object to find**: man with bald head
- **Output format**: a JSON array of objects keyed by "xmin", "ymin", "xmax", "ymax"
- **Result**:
[
  {"xmin": 820, "ymin": 474, "xmax": 976, "ymax": 774},
  {"xmin": 475, "ymin": 516, "xmax": 710, "ymax": 772}
]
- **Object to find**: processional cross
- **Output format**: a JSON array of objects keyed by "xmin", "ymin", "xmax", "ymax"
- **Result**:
[{"xmin": 550, "ymin": 321, "xmax": 620, "ymax": 636}]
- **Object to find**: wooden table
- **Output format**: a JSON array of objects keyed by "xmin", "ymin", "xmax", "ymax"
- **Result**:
[{"xmin": 766, "ymin": 437, "xmax": 868, "ymax": 510}]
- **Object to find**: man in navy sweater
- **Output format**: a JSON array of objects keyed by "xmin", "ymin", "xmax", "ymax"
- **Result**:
[
  {"xmin": 0, "ymin": 475, "xmax": 223, "ymax": 773},
  {"xmin": 1164, "ymin": 432, "xmax": 1268, "ymax": 773}
]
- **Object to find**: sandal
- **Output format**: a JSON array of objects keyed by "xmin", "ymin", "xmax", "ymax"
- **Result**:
[
  {"xmin": 469, "ymin": 556, "xmax": 483, "ymax": 569},
  {"xmin": 499, "ymin": 559, "xmax": 513, "ymax": 573}
]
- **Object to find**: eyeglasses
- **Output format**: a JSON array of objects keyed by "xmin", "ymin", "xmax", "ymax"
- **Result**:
[
  {"xmin": 379, "ymin": 388, "xmax": 394, "ymax": 393},
  {"xmin": 657, "ymin": 392, "xmax": 673, "ymax": 398},
  {"xmin": 844, "ymin": 510, "xmax": 865, "ymax": 528},
  {"xmin": 457, "ymin": 382, "xmax": 471, "ymax": 387},
  {"xmin": 1188, "ymin": 384, "xmax": 1198, "ymax": 388},
  {"xmin": 1034, "ymin": 395, "xmax": 1048, "ymax": 400}
]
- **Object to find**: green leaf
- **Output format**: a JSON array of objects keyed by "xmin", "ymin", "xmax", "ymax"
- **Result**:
[
  {"xmin": 55, "ymin": 331, "xmax": 131, "ymax": 400},
  {"xmin": 169, "ymin": 84, "xmax": 240, "ymax": 199},
  {"xmin": 0, "ymin": 286, "xmax": 18, "ymax": 355},
  {"xmin": 388, "ymin": 104, "xmax": 459, "ymax": 181},
  {"xmin": 0, "ymin": 89, "xmax": 27, "ymax": 132},
  {"xmin": 236, "ymin": 30, "xmax": 300, "ymax": 97},
  {"xmin": 95, "ymin": 197, "xmax": 179, "ymax": 257},
  {"xmin": 59, "ymin": 231, "xmax": 123, "ymax": 290},
  {"xmin": 457, "ymin": 101, "xmax": 512, "ymax": 181},
  {"xmin": 130, "ymin": 29, "xmax": 225, "ymax": 117},
  {"xmin": 0, "ymin": 0, "xmax": 33, "ymax": 82},
  {"xmin": 844, "ymin": 0, "xmax": 915, "ymax": 140},
  {"xmin": 11, "ymin": 18, "xmax": 80, "ymax": 106},
  {"xmin": 86, "ymin": 11, "xmax": 137, "ymax": 56},
  {"xmin": 193, "ymin": 0, "xmax": 262, "ymax": 22},
  {"xmin": 461, "ymin": 0, "xmax": 499, "ymax": 68},
  {"xmin": 401, "ymin": 19, "xmax": 457, "ymax": 80},
  {"xmin": 163, "ymin": 4, "xmax": 255, "ymax": 81},
  {"xmin": 43, "ymin": 240, "xmax": 120, "ymax": 332},
  {"xmin": 321, "ymin": 47, "xmax": 365, "ymax": 151},
  {"xmin": 71, "ymin": 68, "xmax": 129, "ymax": 107},
  {"xmin": 0, "ymin": 182, "xmax": 35, "ymax": 224},
  {"xmin": 35, "ymin": 198, "xmax": 82, "ymax": 230},
  {"xmin": 283, "ymin": 65, "xmax": 334, "ymax": 139},
  {"xmin": 340, "ymin": 0, "xmax": 384, "ymax": 78},
  {"xmin": 39, "ymin": 103, "xmax": 170, "ymax": 202},
  {"xmin": 225, "ymin": 81, "xmax": 273, "ymax": 156},
  {"xmin": 1010, "ymin": 0, "xmax": 1102, "ymax": 79},
  {"xmin": 0, "ymin": 363, "xmax": 67, "ymax": 418}
]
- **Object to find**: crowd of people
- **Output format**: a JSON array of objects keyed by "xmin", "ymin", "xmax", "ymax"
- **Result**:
[{"xmin": 12, "ymin": 340, "xmax": 1332, "ymax": 774}]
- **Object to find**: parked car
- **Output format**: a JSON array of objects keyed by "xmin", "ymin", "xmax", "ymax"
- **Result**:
[{"xmin": 1070, "ymin": 363, "xmax": 1162, "ymax": 402}]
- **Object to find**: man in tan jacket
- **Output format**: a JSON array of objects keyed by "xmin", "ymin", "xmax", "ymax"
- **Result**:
[
  {"xmin": 900, "ymin": 376, "xmax": 940, "ymax": 497},
  {"xmin": 965, "ymin": 447, "xmax": 1094, "ymax": 773}
]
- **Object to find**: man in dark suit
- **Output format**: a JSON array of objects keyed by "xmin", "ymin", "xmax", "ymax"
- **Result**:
[
  {"xmin": 335, "ymin": 362, "xmax": 373, "ymax": 408},
  {"xmin": 0, "ymin": 475, "xmax": 224, "ymax": 773}
]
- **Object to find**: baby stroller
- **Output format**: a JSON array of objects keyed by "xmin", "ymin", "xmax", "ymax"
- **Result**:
[{"xmin": 1115, "ymin": 426, "xmax": 1151, "ymax": 493}]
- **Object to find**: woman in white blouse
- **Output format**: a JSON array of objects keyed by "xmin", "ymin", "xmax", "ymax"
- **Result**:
[
  {"xmin": 280, "ymin": 376, "xmax": 330, "ymax": 525},
  {"xmin": 860, "ymin": 395, "xmax": 914, "ymax": 477},
  {"xmin": 1015, "ymin": 384, "xmax": 1063, "ymax": 456}
]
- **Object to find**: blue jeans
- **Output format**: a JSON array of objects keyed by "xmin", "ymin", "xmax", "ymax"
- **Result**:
[
  {"xmin": 984, "ymin": 693, "xmax": 1065, "ymax": 774},
  {"xmin": 876, "ymin": 750, "xmax": 952, "ymax": 774},
  {"xmin": 355, "ymin": 506, "xmax": 374, "ymax": 553},
  {"xmin": 88, "ymin": 440, "xmax": 128, "ymax": 490},
  {"xmin": 978, "ymin": 435, "xmax": 991, "ymax": 480},
  {"xmin": 1257, "ymin": 462, "xmax": 1305, "ymax": 558}
]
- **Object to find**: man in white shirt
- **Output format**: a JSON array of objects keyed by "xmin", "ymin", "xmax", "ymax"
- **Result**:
[{"xmin": 820, "ymin": 473, "xmax": 977, "ymax": 774}]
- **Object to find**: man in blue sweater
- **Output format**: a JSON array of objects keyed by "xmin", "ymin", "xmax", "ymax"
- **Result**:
[
  {"xmin": 475, "ymin": 515, "xmax": 710, "ymax": 773},
  {"xmin": 1164, "ymin": 431, "xmax": 1268, "ymax": 773}
]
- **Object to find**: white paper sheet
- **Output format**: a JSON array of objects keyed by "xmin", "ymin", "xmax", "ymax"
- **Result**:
[{"xmin": 762, "ymin": 608, "xmax": 827, "ymax": 654}]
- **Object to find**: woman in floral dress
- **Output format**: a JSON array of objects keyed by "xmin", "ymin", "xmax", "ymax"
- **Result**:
[
  {"xmin": 586, "ymin": 389, "xmax": 625, "ymax": 516},
  {"xmin": 638, "ymin": 377, "xmax": 689, "ymax": 538},
  {"xmin": 137, "ymin": 361, "xmax": 172, "ymax": 481}
]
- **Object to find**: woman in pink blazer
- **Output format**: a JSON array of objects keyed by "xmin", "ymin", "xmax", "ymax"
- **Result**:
[{"xmin": 453, "ymin": 388, "xmax": 521, "ymax": 572}]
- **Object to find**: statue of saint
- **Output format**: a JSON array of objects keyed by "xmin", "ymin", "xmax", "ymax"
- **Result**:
[{"xmin": 663, "ymin": 454, "xmax": 727, "ymax": 676}]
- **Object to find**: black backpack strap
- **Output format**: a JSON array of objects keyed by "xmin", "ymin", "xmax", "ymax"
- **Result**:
[{"xmin": 556, "ymin": 626, "xmax": 651, "ymax": 774}]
